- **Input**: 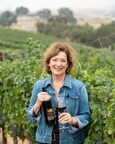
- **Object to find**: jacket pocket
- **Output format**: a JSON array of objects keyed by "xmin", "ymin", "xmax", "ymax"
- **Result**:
[{"xmin": 66, "ymin": 94, "xmax": 79, "ymax": 114}]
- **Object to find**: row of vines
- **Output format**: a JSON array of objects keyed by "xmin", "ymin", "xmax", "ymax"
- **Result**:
[{"xmin": 0, "ymin": 38, "xmax": 115, "ymax": 144}]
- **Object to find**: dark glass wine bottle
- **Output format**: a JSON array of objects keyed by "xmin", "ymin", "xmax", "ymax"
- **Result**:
[{"xmin": 42, "ymin": 87, "xmax": 55, "ymax": 125}]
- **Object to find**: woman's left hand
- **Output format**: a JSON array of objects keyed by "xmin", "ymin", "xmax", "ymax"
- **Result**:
[
  {"xmin": 58, "ymin": 112, "xmax": 72, "ymax": 124},
  {"xmin": 58, "ymin": 112, "xmax": 78, "ymax": 125}
]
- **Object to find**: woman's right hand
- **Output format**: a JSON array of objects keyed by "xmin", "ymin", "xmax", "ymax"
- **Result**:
[
  {"xmin": 36, "ymin": 92, "xmax": 51, "ymax": 105},
  {"xmin": 33, "ymin": 92, "xmax": 51, "ymax": 115}
]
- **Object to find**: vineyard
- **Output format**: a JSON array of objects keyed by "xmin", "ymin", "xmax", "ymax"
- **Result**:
[
  {"xmin": 0, "ymin": 27, "xmax": 115, "ymax": 144},
  {"xmin": 0, "ymin": 27, "xmax": 58, "ymax": 52}
]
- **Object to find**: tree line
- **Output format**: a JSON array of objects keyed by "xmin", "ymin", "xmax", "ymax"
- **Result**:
[{"xmin": 0, "ymin": 6, "xmax": 76, "ymax": 26}]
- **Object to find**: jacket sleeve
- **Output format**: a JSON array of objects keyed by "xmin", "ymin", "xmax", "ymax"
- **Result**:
[
  {"xmin": 25, "ymin": 81, "xmax": 41, "ymax": 123},
  {"xmin": 70, "ymin": 84, "xmax": 91, "ymax": 133}
]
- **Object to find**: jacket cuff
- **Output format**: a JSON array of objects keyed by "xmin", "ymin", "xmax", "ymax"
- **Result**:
[
  {"xmin": 69, "ymin": 117, "xmax": 86, "ymax": 133},
  {"xmin": 28, "ymin": 106, "xmax": 41, "ymax": 121}
]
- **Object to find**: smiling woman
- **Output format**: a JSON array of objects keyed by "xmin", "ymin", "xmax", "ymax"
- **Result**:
[{"xmin": 26, "ymin": 42, "xmax": 90, "ymax": 144}]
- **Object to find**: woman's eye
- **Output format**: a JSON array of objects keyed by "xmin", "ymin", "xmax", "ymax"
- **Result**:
[
  {"xmin": 61, "ymin": 60, "xmax": 67, "ymax": 62},
  {"xmin": 52, "ymin": 59, "xmax": 57, "ymax": 61},
  {"xmin": 52, "ymin": 59, "xmax": 67, "ymax": 62}
]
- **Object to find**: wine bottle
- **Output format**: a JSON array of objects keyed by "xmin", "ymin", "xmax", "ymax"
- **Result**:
[{"xmin": 42, "ymin": 87, "xmax": 55, "ymax": 125}]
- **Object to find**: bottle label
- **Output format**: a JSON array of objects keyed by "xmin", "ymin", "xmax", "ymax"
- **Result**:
[{"xmin": 47, "ymin": 109, "xmax": 55, "ymax": 120}]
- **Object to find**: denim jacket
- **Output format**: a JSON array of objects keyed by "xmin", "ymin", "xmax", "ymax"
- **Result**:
[{"xmin": 26, "ymin": 74, "xmax": 90, "ymax": 144}]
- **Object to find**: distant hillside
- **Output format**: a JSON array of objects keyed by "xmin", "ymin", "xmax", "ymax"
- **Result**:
[
  {"xmin": 0, "ymin": 26, "xmax": 112, "ymax": 55},
  {"xmin": 0, "ymin": 26, "xmax": 107, "ymax": 62},
  {"xmin": 0, "ymin": 27, "xmax": 59, "ymax": 51}
]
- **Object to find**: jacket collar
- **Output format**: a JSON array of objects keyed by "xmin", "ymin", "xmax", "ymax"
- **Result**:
[{"xmin": 45, "ymin": 74, "xmax": 72, "ymax": 89}]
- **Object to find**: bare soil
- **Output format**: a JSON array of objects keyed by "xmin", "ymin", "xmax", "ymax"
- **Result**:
[{"xmin": 0, "ymin": 128, "xmax": 29, "ymax": 144}]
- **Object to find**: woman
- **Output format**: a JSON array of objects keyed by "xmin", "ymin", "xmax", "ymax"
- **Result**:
[{"xmin": 26, "ymin": 42, "xmax": 90, "ymax": 144}]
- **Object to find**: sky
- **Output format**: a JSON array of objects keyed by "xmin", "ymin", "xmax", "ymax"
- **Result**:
[{"xmin": 0, "ymin": 0, "xmax": 115, "ymax": 12}]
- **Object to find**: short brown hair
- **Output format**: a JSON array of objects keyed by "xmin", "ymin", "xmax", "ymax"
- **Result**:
[{"xmin": 43, "ymin": 42, "xmax": 77, "ymax": 74}]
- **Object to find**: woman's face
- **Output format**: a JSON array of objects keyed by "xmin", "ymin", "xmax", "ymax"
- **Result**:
[{"xmin": 49, "ymin": 51, "xmax": 68, "ymax": 77}]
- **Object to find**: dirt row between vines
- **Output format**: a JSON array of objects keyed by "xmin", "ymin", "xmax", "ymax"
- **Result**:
[{"xmin": 0, "ymin": 128, "xmax": 30, "ymax": 144}]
